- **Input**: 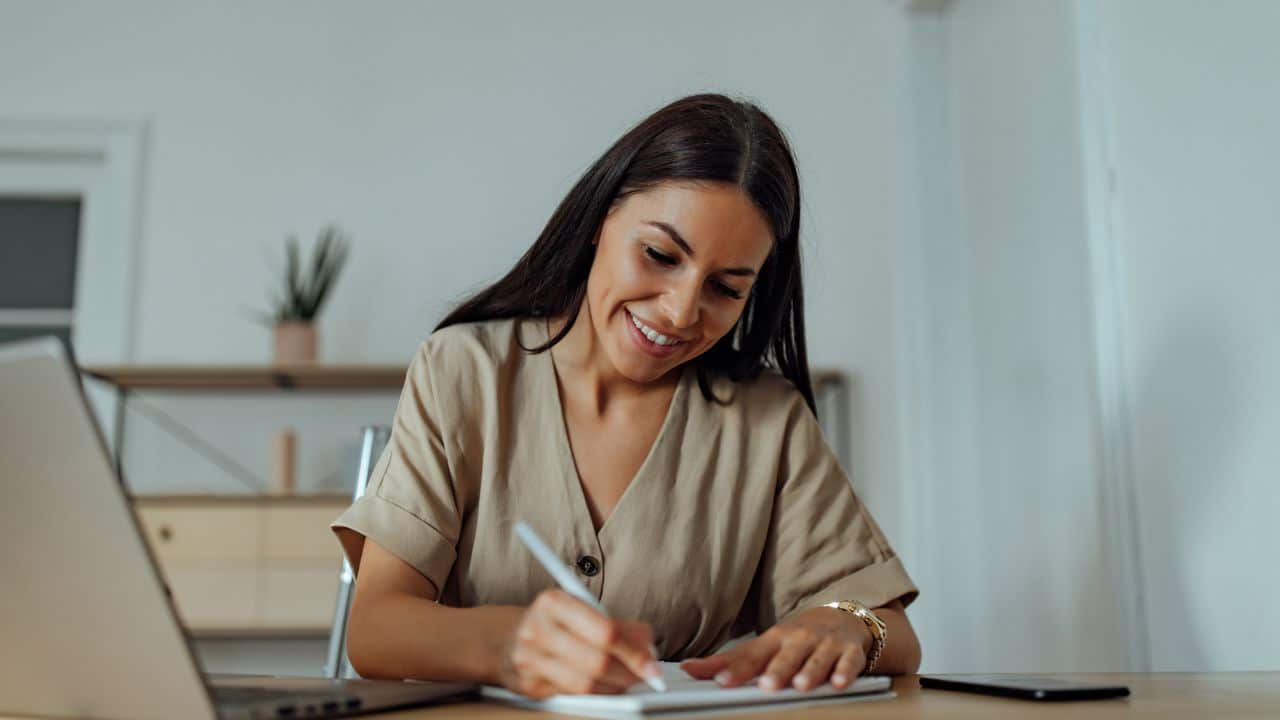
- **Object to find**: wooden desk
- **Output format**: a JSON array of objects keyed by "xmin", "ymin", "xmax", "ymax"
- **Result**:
[
  {"xmin": 356, "ymin": 672, "xmax": 1280, "ymax": 719},
  {"xmin": 1, "ymin": 673, "xmax": 1273, "ymax": 719}
]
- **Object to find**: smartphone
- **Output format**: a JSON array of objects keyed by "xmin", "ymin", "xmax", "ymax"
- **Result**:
[{"xmin": 919, "ymin": 674, "xmax": 1130, "ymax": 701}]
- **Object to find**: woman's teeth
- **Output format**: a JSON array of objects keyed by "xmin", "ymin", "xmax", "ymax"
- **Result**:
[{"xmin": 630, "ymin": 312, "xmax": 682, "ymax": 346}]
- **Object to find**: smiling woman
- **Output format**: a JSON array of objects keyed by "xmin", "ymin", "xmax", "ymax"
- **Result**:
[
  {"xmin": 436, "ymin": 93, "xmax": 813, "ymax": 411},
  {"xmin": 331, "ymin": 94, "xmax": 921, "ymax": 698}
]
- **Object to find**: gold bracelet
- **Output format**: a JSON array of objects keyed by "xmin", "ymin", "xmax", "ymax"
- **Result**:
[{"xmin": 822, "ymin": 601, "xmax": 887, "ymax": 673}]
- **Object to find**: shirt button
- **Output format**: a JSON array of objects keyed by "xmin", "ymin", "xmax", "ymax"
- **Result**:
[{"xmin": 576, "ymin": 555, "xmax": 600, "ymax": 577}]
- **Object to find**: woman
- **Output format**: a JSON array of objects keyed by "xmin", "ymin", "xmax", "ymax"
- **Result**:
[{"xmin": 332, "ymin": 93, "xmax": 920, "ymax": 698}]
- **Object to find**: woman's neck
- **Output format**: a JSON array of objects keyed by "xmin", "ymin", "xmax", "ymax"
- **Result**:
[{"xmin": 547, "ymin": 305, "xmax": 677, "ymax": 415}]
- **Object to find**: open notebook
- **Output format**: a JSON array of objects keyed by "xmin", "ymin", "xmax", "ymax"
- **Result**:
[{"xmin": 481, "ymin": 662, "xmax": 894, "ymax": 718}]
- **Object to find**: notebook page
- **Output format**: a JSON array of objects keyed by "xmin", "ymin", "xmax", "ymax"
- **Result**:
[{"xmin": 481, "ymin": 662, "xmax": 893, "ymax": 717}]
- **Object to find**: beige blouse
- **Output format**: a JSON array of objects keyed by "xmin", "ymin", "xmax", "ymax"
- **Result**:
[{"xmin": 331, "ymin": 317, "xmax": 917, "ymax": 660}]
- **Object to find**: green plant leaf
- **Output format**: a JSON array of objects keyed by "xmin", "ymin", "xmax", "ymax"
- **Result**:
[
  {"xmin": 261, "ymin": 226, "xmax": 349, "ymax": 323},
  {"xmin": 302, "ymin": 229, "xmax": 332, "ymax": 311},
  {"xmin": 285, "ymin": 235, "xmax": 303, "ymax": 320}
]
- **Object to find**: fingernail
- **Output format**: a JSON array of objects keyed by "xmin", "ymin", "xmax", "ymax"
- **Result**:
[
  {"xmin": 793, "ymin": 673, "xmax": 809, "ymax": 689},
  {"xmin": 759, "ymin": 675, "xmax": 779, "ymax": 691},
  {"xmin": 644, "ymin": 662, "xmax": 661, "ymax": 678},
  {"xmin": 832, "ymin": 673, "xmax": 848, "ymax": 686},
  {"xmin": 715, "ymin": 671, "xmax": 732, "ymax": 686}
]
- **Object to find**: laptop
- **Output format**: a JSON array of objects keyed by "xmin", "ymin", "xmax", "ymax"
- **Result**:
[{"xmin": 0, "ymin": 337, "xmax": 475, "ymax": 720}]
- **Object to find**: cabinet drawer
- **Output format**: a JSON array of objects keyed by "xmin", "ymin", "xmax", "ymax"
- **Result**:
[
  {"xmin": 259, "ymin": 566, "xmax": 341, "ymax": 629},
  {"xmin": 262, "ymin": 505, "xmax": 346, "ymax": 562},
  {"xmin": 163, "ymin": 566, "xmax": 258, "ymax": 629},
  {"xmin": 137, "ymin": 507, "xmax": 262, "ymax": 563},
  {"xmin": 133, "ymin": 499, "xmax": 349, "ymax": 634}
]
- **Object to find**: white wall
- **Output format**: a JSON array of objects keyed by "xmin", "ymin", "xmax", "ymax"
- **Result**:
[
  {"xmin": 1092, "ymin": 0, "xmax": 1280, "ymax": 672},
  {"xmin": 0, "ymin": 0, "xmax": 919, "ymax": 527}
]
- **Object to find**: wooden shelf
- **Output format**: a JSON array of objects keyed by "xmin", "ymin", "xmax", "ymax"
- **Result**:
[
  {"xmin": 810, "ymin": 369, "xmax": 842, "ymax": 386},
  {"xmin": 79, "ymin": 364, "xmax": 407, "ymax": 391},
  {"xmin": 130, "ymin": 492, "xmax": 352, "ymax": 507},
  {"xmin": 188, "ymin": 626, "xmax": 332, "ymax": 640},
  {"xmin": 81, "ymin": 364, "xmax": 845, "ymax": 391}
]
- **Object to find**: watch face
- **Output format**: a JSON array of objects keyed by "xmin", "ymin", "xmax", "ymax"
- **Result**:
[{"xmin": 854, "ymin": 605, "xmax": 887, "ymax": 631}]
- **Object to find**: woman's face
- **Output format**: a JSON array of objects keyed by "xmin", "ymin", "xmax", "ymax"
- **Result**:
[{"xmin": 584, "ymin": 181, "xmax": 775, "ymax": 384}]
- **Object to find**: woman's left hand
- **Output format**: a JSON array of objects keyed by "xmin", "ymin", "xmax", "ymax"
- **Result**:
[{"xmin": 680, "ymin": 607, "xmax": 871, "ymax": 691}]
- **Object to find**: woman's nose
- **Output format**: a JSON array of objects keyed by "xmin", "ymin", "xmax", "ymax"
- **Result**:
[{"xmin": 661, "ymin": 279, "xmax": 701, "ymax": 330}]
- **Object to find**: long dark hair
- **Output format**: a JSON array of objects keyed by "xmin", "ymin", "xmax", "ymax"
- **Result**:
[{"xmin": 437, "ymin": 93, "xmax": 814, "ymax": 413}]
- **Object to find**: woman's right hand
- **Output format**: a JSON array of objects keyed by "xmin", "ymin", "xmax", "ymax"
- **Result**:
[{"xmin": 496, "ymin": 589, "xmax": 662, "ymax": 697}]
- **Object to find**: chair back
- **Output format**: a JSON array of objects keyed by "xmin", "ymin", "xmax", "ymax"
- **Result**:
[{"xmin": 323, "ymin": 424, "xmax": 390, "ymax": 679}]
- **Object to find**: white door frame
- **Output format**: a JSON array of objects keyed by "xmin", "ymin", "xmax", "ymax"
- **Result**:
[
  {"xmin": 888, "ymin": 1, "xmax": 1148, "ymax": 672},
  {"xmin": 1071, "ymin": 0, "xmax": 1150, "ymax": 672}
]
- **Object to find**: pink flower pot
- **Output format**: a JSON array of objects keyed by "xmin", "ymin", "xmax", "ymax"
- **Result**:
[{"xmin": 273, "ymin": 322, "xmax": 317, "ymax": 365}]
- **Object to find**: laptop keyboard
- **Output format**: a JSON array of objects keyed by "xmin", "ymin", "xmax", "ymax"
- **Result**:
[{"xmin": 212, "ymin": 685, "xmax": 361, "ymax": 717}]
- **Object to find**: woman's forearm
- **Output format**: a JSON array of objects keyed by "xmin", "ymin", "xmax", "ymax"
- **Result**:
[
  {"xmin": 346, "ymin": 590, "xmax": 525, "ymax": 684},
  {"xmin": 344, "ymin": 587, "xmax": 921, "ymax": 684}
]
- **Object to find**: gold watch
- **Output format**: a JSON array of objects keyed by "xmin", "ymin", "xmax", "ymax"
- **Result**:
[{"xmin": 822, "ymin": 601, "xmax": 887, "ymax": 673}]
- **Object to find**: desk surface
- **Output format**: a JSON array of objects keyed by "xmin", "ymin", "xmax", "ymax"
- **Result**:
[
  {"xmin": 2, "ymin": 673, "xmax": 1273, "ymax": 719},
  {"xmin": 361, "ymin": 672, "xmax": 1279, "ymax": 719}
]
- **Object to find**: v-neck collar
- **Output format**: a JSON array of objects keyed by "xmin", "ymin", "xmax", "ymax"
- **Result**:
[{"xmin": 532, "ymin": 316, "xmax": 688, "ymax": 541}]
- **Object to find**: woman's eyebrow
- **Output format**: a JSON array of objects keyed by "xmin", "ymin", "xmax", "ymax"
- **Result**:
[{"xmin": 644, "ymin": 220, "xmax": 757, "ymax": 277}]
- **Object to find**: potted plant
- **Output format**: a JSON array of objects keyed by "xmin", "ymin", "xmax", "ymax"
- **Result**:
[{"xmin": 264, "ymin": 225, "xmax": 350, "ymax": 364}]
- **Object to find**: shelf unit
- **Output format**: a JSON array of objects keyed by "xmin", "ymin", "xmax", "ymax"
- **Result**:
[
  {"xmin": 80, "ymin": 363, "xmax": 852, "ymax": 481},
  {"xmin": 79, "ymin": 365, "xmax": 405, "ymax": 485},
  {"xmin": 83, "ymin": 364, "xmax": 849, "ymax": 637}
]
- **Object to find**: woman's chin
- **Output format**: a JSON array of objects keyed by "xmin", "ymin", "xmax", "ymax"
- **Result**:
[
  {"xmin": 608, "ymin": 346, "xmax": 676, "ymax": 384},
  {"xmin": 618, "ymin": 361, "xmax": 672, "ymax": 385}
]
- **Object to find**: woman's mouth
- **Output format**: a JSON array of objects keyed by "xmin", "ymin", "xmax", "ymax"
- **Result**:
[{"xmin": 625, "ymin": 309, "xmax": 684, "ymax": 359}]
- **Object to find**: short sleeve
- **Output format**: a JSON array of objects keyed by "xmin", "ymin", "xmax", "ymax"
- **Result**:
[
  {"xmin": 753, "ymin": 394, "xmax": 918, "ymax": 629},
  {"xmin": 330, "ymin": 340, "xmax": 460, "ymax": 595}
]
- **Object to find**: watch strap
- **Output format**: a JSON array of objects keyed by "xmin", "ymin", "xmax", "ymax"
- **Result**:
[{"xmin": 822, "ymin": 600, "xmax": 887, "ymax": 673}]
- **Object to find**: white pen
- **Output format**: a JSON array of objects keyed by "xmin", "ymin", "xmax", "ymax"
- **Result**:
[{"xmin": 514, "ymin": 521, "xmax": 668, "ymax": 693}]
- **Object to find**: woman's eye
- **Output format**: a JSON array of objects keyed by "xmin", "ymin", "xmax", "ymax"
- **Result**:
[
  {"xmin": 645, "ymin": 247, "xmax": 678, "ymax": 266},
  {"xmin": 713, "ymin": 282, "xmax": 743, "ymax": 300},
  {"xmin": 644, "ymin": 246, "xmax": 742, "ymax": 299}
]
